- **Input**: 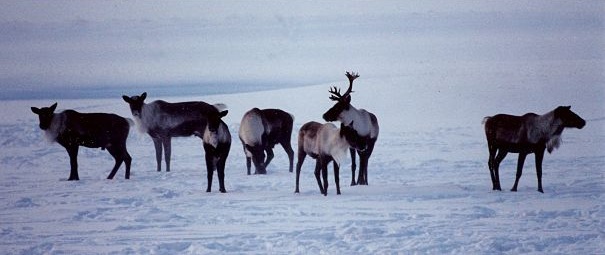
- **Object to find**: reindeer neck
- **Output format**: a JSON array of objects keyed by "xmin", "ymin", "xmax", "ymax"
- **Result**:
[
  {"xmin": 44, "ymin": 113, "xmax": 65, "ymax": 142},
  {"xmin": 538, "ymin": 110, "xmax": 565, "ymax": 137},
  {"xmin": 530, "ymin": 110, "xmax": 564, "ymax": 152},
  {"xmin": 340, "ymin": 105, "xmax": 372, "ymax": 137}
]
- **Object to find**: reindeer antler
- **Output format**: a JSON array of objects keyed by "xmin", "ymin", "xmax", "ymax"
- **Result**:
[
  {"xmin": 328, "ymin": 86, "xmax": 343, "ymax": 101},
  {"xmin": 328, "ymin": 71, "xmax": 360, "ymax": 102},
  {"xmin": 345, "ymin": 71, "xmax": 359, "ymax": 83},
  {"xmin": 343, "ymin": 71, "xmax": 359, "ymax": 97}
]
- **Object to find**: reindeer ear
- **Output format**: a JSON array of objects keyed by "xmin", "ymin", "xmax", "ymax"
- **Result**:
[
  {"xmin": 122, "ymin": 95, "xmax": 132, "ymax": 103},
  {"xmin": 219, "ymin": 110, "xmax": 228, "ymax": 118},
  {"xmin": 140, "ymin": 92, "xmax": 147, "ymax": 101},
  {"xmin": 31, "ymin": 107, "xmax": 41, "ymax": 114},
  {"xmin": 50, "ymin": 103, "xmax": 57, "ymax": 112}
]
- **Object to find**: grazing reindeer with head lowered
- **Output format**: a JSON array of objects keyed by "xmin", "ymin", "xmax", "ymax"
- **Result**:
[
  {"xmin": 294, "ymin": 121, "xmax": 366, "ymax": 196},
  {"xmin": 122, "ymin": 92, "xmax": 230, "ymax": 192},
  {"xmin": 31, "ymin": 103, "xmax": 132, "ymax": 180},
  {"xmin": 239, "ymin": 108, "xmax": 294, "ymax": 175},
  {"xmin": 484, "ymin": 106, "xmax": 585, "ymax": 193},
  {"xmin": 323, "ymin": 72, "xmax": 379, "ymax": 186}
]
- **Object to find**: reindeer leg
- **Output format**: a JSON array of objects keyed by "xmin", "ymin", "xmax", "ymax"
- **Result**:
[
  {"xmin": 66, "ymin": 145, "xmax": 80, "ymax": 181},
  {"xmin": 294, "ymin": 151, "xmax": 306, "ymax": 193},
  {"xmin": 358, "ymin": 153, "xmax": 370, "ymax": 185},
  {"xmin": 511, "ymin": 153, "xmax": 527, "ymax": 192},
  {"xmin": 281, "ymin": 141, "xmax": 295, "ymax": 173},
  {"xmin": 152, "ymin": 138, "xmax": 162, "ymax": 172},
  {"xmin": 334, "ymin": 161, "xmax": 341, "ymax": 195},
  {"xmin": 124, "ymin": 149, "xmax": 132, "ymax": 180},
  {"xmin": 106, "ymin": 146, "xmax": 124, "ymax": 180},
  {"xmin": 163, "ymin": 137, "xmax": 171, "ymax": 172},
  {"xmin": 246, "ymin": 157, "xmax": 252, "ymax": 175},
  {"xmin": 313, "ymin": 159, "xmax": 324, "ymax": 195},
  {"xmin": 361, "ymin": 140, "xmax": 376, "ymax": 186},
  {"xmin": 488, "ymin": 146, "xmax": 498, "ymax": 190},
  {"xmin": 350, "ymin": 148, "xmax": 357, "ymax": 186},
  {"xmin": 321, "ymin": 157, "xmax": 329, "ymax": 196},
  {"xmin": 217, "ymin": 153, "xmax": 227, "ymax": 193},
  {"xmin": 204, "ymin": 146, "xmax": 215, "ymax": 192},
  {"xmin": 494, "ymin": 150, "xmax": 508, "ymax": 191},
  {"xmin": 535, "ymin": 149, "xmax": 545, "ymax": 193},
  {"xmin": 264, "ymin": 147, "xmax": 274, "ymax": 170}
]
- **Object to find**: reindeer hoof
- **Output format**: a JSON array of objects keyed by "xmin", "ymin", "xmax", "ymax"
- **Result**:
[
  {"xmin": 510, "ymin": 188, "xmax": 517, "ymax": 192},
  {"xmin": 537, "ymin": 189, "xmax": 544, "ymax": 193},
  {"xmin": 206, "ymin": 189, "xmax": 211, "ymax": 193},
  {"xmin": 219, "ymin": 189, "xmax": 227, "ymax": 193}
]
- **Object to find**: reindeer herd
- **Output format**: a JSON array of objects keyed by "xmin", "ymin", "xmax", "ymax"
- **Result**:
[{"xmin": 31, "ymin": 72, "xmax": 586, "ymax": 195}]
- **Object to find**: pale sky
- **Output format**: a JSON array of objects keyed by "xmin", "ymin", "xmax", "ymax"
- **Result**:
[{"xmin": 1, "ymin": 1, "xmax": 602, "ymax": 24}]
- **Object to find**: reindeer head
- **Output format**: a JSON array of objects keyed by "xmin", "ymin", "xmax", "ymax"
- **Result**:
[
  {"xmin": 555, "ymin": 106, "xmax": 586, "ymax": 129},
  {"xmin": 122, "ymin": 92, "xmax": 147, "ymax": 118},
  {"xmin": 31, "ymin": 103, "xmax": 58, "ymax": 130},
  {"xmin": 323, "ymin": 71, "xmax": 359, "ymax": 122},
  {"xmin": 204, "ymin": 107, "xmax": 229, "ymax": 148}
]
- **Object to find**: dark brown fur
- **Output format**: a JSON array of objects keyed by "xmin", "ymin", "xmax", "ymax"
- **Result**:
[{"xmin": 484, "ymin": 106, "xmax": 585, "ymax": 193}]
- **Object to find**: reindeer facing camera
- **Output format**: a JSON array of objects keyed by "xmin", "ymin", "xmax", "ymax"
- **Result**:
[{"xmin": 323, "ymin": 72, "xmax": 379, "ymax": 186}]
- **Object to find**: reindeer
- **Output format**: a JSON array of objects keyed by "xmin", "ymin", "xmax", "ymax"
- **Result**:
[
  {"xmin": 31, "ymin": 103, "xmax": 132, "ymax": 180},
  {"xmin": 122, "ymin": 92, "xmax": 228, "ymax": 172},
  {"xmin": 239, "ymin": 108, "xmax": 294, "ymax": 175},
  {"xmin": 202, "ymin": 114, "xmax": 231, "ymax": 193},
  {"xmin": 294, "ymin": 121, "xmax": 366, "ymax": 196},
  {"xmin": 484, "ymin": 106, "xmax": 585, "ymax": 193},
  {"xmin": 323, "ymin": 72, "xmax": 379, "ymax": 186}
]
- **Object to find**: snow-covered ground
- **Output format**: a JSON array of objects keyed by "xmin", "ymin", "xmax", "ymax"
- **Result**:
[
  {"xmin": 1, "ymin": 60, "xmax": 603, "ymax": 254},
  {"xmin": 1, "ymin": 1, "xmax": 604, "ymax": 253}
]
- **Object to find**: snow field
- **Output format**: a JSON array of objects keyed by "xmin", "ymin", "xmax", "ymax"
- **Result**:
[{"xmin": 1, "ymin": 63, "xmax": 603, "ymax": 254}]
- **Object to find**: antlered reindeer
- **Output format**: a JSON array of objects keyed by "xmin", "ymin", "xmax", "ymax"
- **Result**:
[
  {"xmin": 294, "ymin": 121, "xmax": 366, "ymax": 196},
  {"xmin": 239, "ymin": 108, "xmax": 294, "ymax": 175},
  {"xmin": 31, "ymin": 103, "xmax": 132, "ymax": 180},
  {"xmin": 323, "ymin": 72, "xmax": 379, "ymax": 185}
]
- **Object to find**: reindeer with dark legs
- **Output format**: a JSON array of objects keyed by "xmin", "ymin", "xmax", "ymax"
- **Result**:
[
  {"xmin": 484, "ymin": 106, "xmax": 585, "ymax": 193},
  {"xmin": 202, "ymin": 114, "xmax": 231, "ymax": 193},
  {"xmin": 31, "ymin": 103, "xmax": 132, "ymax": 180},
  {"xmin": 239, "ymin": 108, "xmax": 294, "ymax": 175},
  {"xmin": 294, "ymin": 121, "xmax": 366, "ymax": 196},
  {"xmin": 323, "ymin": 72, "xmax": 379, "ymax": 186},
  {"xmin": 123, "ymin": 92, "xmax": 230, "ymax": 192}
]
